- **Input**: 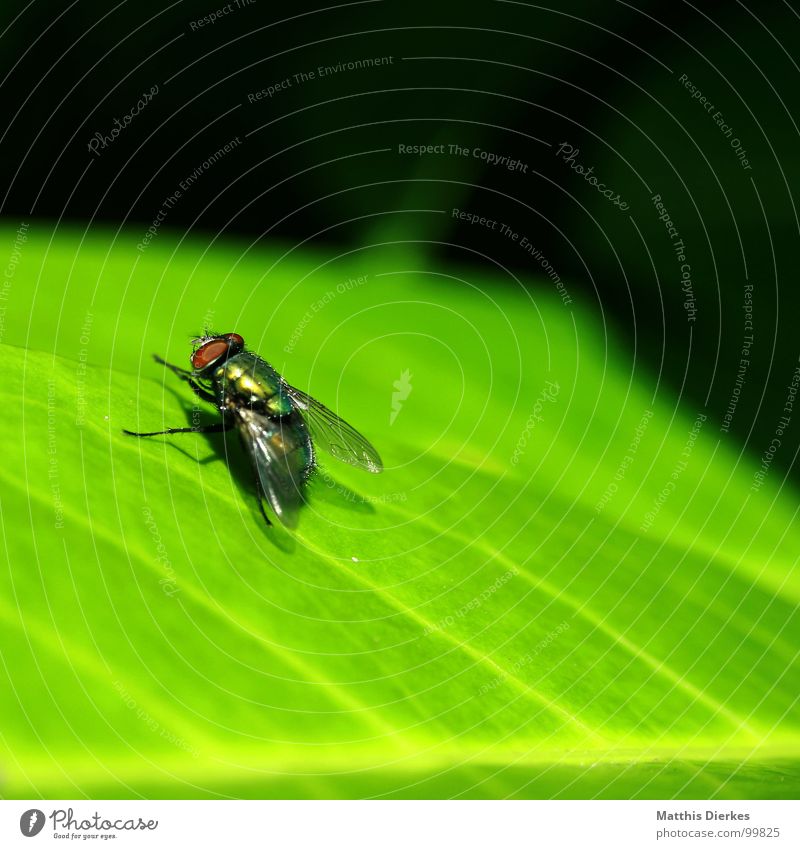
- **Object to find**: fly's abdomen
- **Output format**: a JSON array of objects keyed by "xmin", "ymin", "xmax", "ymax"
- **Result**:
[
  {"xmin": 273, "ymin": 410, "xmax": 315, "ymax": 478},
  {"xmin": 214, "ymin": 352, "xmax": 293, "ymax": 416}
]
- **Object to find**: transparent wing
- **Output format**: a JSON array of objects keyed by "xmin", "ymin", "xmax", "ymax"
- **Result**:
[
  {"xmin": 237, "ymin": 409, "xmax": 307, "ymax": 528},
  {"xmin": 282, "ymin": 383, "xmax": 383, "ymax": 473}
]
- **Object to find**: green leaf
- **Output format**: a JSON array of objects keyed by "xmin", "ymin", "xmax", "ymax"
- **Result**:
[{"xmin": 0, "ymin": 223, "xmax": 797, "ymax": 799}]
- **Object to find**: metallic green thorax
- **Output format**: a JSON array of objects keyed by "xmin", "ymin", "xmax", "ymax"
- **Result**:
[{"xmin": 212, "ymin": 351, "xmax": 293, "ymax": 416}]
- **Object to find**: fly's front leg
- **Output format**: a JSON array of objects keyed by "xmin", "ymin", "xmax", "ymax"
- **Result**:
[
  {"xmin": 123, "ymin": 355, "xmax": 229, "ymax": 438},
  {"xmin": 123, "ymin": 420, "xmax": 234, "ymax": 438},
  {"xmin": 153, "ymin": 353, "xmax": 217, "ymax": 406},
  {"xmin": 153, "ymin": 353, "xmax": 192, "ymax": 378}
]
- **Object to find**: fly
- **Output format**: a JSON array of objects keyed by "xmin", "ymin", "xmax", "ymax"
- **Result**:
[{"xmin": 124, "ymin": 332, "xmax": 383, "ymax": 528}]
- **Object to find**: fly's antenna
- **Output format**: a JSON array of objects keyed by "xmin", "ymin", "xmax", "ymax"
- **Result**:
[{"xmin": 190, "ymin": 330, "xmax": 217, "ymax": 346}]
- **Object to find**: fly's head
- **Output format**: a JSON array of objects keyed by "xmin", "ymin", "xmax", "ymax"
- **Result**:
[{"xmin": 190, "ymin": 332, "xmax": 245, "ymax": 376}]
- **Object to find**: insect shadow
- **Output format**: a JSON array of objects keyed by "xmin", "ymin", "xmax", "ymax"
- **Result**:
[
  {"xmin": 146, "ymin": 386, "xmax": 297, "ymax": 552},
  {"xmin": 146, "ymin": 386, "xmax": 375, "ymax": 547},
  {"xmin": 305, "ymin": 471, "xmax": 377, "ymax": 515}
]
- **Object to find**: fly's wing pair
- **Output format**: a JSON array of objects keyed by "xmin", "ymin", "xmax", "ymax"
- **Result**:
[
  {"xmin": 237, "ymin": 408, "xmax": 309, "ymax": 529},
  {"xmin": 237, "ymin": 387, "xmax": 382, "ymax": 529},
  {"xmin": 281, "ymin": 383, "xmax": 384, "ymax": 474}
]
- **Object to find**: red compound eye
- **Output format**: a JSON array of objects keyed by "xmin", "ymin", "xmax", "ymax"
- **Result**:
[
  {"xmin": 191, "ymin": 339, "xmax": 229, "ymax": 370},
  {"xmin": 223, "ymin": 332, "xmax": 245, "ymax": 353}
]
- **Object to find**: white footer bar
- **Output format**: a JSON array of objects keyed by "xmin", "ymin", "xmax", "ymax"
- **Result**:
[{"xmin": 2, "ymin": 799, "xmax": 796, "ymax": 848}]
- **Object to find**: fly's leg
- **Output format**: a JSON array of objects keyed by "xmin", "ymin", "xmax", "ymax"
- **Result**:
[
  {"xmin": 242, "ymin": 452, "xmax": 273, "ymax": 526},
  {"xmin": 123, "ymin": 420, "xmax": 234, "ymax": 438},
  {"xmin": 256, "ymin": 494, "xmax": 273, "ymax": 527},
  {"xmin": 185, "ymin": 380, "xmax": 217, "ymax": 406},
  {"xmin": 153, "ymin": 354, "xmax": 192, "ymax": 377},
  {"xmin": 252, "ymin": 468, "xmax": 273, "ymax": 526},
  {"xmin": 153, "ymin": 354, "xmax": 217, "ymax": 405},
  {"xmin": 124, "ymin": 355, "xmax": 226, "ymax": 436}
]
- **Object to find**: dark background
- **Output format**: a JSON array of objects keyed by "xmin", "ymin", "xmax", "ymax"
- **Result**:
[{"xmin": 2, "ymin": 0, "xmax": 799, "ymax": 475}]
